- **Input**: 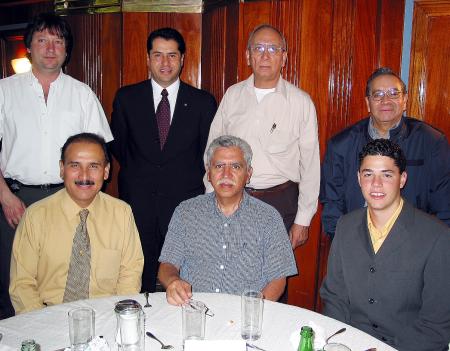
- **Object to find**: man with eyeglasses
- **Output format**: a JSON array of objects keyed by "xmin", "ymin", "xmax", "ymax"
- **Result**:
[
  {"xmin": 321, "ymin": 67, "xmax": 450, "ymax": 239},
  {"xmin": 205, "ymin": 24, "xmax": 320, "ymax": 254},
  {"xmin": 110, "ymin": 28, "xmax": 217, "ymax": 294}
]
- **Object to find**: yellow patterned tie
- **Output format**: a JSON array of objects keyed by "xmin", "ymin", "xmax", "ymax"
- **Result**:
[{"xmin": 63, "ymin": 209, "xmax": 91, "ymax": 302}]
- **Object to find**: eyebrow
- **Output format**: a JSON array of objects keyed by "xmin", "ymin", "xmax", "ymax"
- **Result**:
[{"xmin": 360, "ymin": 168, "xmax": 395, "ymax": 173}]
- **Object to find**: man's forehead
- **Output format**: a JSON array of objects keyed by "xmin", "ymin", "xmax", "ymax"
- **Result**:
[
  {"xmin": 212, "ymin": 147, "xmax": 245, "ymax": 161},
  {"xmin": 370, "ymin": 75, "xmax": 402, "ymax": 90},
  {"xmin": 360, "ymin": 155, "xmax": 398, "ymax": 171},
  {"xmin": 251, "ymin": 28, "xmax": 283, "ymax": 44}
]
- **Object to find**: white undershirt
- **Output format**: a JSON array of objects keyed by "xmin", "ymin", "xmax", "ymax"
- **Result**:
[
  {"xmin": 151, "ymin": 79, "xmax": 180, "ymax": 122},
  {"xmin": 254, "ymin": 87, "xmax": 276, "ymax": 103}
]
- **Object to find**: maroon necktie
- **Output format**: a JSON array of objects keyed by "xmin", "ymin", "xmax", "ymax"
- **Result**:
[{"xmin": 156, "ymin": 88, "xmax": 170, "ymax": 149}]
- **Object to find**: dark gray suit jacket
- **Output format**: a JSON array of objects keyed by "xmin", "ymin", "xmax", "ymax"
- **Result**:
[{"xmin": 320, "ymin": 201, "xmax": 450, "ymax": 351}]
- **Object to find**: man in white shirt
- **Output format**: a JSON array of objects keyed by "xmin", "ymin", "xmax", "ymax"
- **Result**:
[
  {"xmin": 110, "ymin": 27, "xmax": 216, "ymax": 294},
  {"xmin": 0, "ymin": 13, "xmax": 112, "ymax": 319},
  {"xmin": 206, "ymin": 24, "xmax": 320, "ymax": 250}
]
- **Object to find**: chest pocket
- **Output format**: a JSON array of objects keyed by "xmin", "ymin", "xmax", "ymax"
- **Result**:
[{"xmin": 95, "ymin": 248, "xmax": 121, "ymax": 292}]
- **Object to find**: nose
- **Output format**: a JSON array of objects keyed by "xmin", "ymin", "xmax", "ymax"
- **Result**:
[
  {"xmin": 46, "ymin": 40, "xmax": 55, "ymax": 52},
  {"xmin": 161, "ymin": 54, "xmax": 169, "ymax": 65},
  {"xmin": 222, "ymin": 165, "xmax": 232, "ymax": 178},
  {"xmin": 261, "ymin": 48, "xmax": 271, "ymax": 59},
  {"xmin": 371, "ymin": 174, "xmax": 382, "ymax": 187}
]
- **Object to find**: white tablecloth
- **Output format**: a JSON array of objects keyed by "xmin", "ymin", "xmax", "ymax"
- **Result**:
[{"xmin": 0, "ymin": 292, "xmax": 396, "ymax": 351}]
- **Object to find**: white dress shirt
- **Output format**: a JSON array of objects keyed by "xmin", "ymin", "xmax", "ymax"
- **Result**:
[
  {"xmin": 0, "ymin": 70, "xmax": 113, "ymax": 185},
  {"xmin": 151, "ymin": 78, "xmax": 180, "ymax": 122}
]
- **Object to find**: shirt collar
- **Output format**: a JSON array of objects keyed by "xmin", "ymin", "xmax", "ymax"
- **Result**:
[
  {"xmin": 151, "ymin": 78, "xmax": 180, "ymax": 98},
  {"xmin": 368, "ymin": 116, "xmax": 402, "ymax": 140},
  {"xmin": 245, "ymin": 74, "xmax": 288, "ymax": 99},
  {"xmin": 60, "ymin": 188, "xmax": 101, "ymax": 220},
  {"xmin": 211, "ymin": 191, "xmax": 250, "ymax": 219},
  {"xmin": 27, "ymin": 69, "xmax": 64, "ymax": 87}
]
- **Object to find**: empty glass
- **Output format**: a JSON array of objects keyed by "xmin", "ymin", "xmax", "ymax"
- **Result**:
[
  {"xmin": 241, "ymin": 290, "xmax": 264, "ymax": 341},
  {"xmin": 182, "ymin": 300, "xmax": 207, "ymax": 344}
]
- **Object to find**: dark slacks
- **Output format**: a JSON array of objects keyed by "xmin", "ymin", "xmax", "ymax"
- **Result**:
[
  {"xmin": 246, "ymin": 181, "xmax": 299, "ymax": 302},
  {"xmin": 0, "ymin": 185, "xmax": 62, "ymax": 319}
]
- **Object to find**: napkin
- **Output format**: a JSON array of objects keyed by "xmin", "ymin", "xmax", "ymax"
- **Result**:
[
  {"xmin": 289, "ymin": 321, "xmax": 326, "ymax": 350},
  {"xmin": 64, "ymin": 336, "xmax": 110, "ymax": 351},
  {"xmin": 184, "ymin": 339, "xmax": 247, "ymax": 351}
]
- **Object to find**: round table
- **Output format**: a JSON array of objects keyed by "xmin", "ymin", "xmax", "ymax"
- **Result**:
[{"xmin": 0, "ymin": 292, "xmax": 396, "ymax": 351}]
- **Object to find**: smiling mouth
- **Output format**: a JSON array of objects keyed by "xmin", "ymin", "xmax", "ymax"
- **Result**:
[
  {"xmin": 75, "ymin": 180, "xmax": 94, "ymax": 186},
  {"xmin": 370, "ymin": 192, "xmax": 385, "ymax": 199}
]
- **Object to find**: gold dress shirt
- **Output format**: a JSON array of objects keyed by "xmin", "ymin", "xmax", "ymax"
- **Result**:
[
  {"xmin": 10, "ymin": 189, "xmax": 144, "ymax": 314},
  {"xmin": 367, "ymin": 198, "xmax": 404, "ymax": 253}
]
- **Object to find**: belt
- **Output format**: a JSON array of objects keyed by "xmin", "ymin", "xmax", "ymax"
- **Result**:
[
  {"xmin": 5, "ymin": 178, "xmax": 63, "ymax": 193},
  {"xmin": 245, "ymin": 180, "xmax": 297, "ymax": 194}
]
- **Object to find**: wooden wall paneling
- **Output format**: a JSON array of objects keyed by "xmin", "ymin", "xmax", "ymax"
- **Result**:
[
  {"xmin": 408, "ymin": 0, "xmax": 450, "ymax": 137},
  {"xmin": 122, "ymin": 12, "xmax": 149, "ymax": 86},
  {"xmin": 201, "ymin": 1, "xmax": 239, "ymax": 102},
  {"xmin": 147, "ymin": 13, "xmax": 202, "ymax": 88},
  {"xmin": 379, "ymin": 0, "xmax": 405, "ymax": 71}
]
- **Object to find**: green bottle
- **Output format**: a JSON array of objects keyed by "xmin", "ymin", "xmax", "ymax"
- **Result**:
[{"xmin": 298, "ymin": 326, "xmax": 314, "ymax": 351}]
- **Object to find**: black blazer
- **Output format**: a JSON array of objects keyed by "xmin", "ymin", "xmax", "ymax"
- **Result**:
[{"xmin": 110, "ymin": 80, "xmax": 217, "ymax": 225}]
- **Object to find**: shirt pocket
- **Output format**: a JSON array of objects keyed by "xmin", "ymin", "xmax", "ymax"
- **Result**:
[
  {"xmin": 232, "ymin": 240, "xmax": 264, "ymax": 289},
  {"xmin": 95, "ymin": 248, "xmax": 121, "ymax": 292},
  {"xmin": 263, "ymin": 129, "xmax": 297, "ymax": 155}
]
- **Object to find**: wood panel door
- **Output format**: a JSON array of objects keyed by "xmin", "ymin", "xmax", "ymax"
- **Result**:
[{"xmin": 408, "ymin": 0, "xmax": 450, "ymax": 137}]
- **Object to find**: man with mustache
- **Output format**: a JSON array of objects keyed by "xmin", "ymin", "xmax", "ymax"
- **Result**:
[
  {"xmin": 9, "ymin": 133, "xmax": 143, "ymax": 314},
  {"xmin": 158, "ymin": 135, "xmax": 297, "ymax": 305},
  {"xmin": 0, "ymin": 13, "xmax": 112, "ymax": 319},
  {"xmin": 320, "ymin": 67, "xmax": 449, "ymax": 239}
]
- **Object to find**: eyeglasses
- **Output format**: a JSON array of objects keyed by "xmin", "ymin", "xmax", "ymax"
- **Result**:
[
  {"xmin": 368, "ymin": 88, "xmax": 404, "ymax": 101},
  {"xmin": 249, "ymin": 44, "xmax": 285, "ymax": 56}
]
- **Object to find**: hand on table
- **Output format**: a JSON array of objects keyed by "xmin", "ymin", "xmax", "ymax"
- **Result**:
[
  {"xmin": 166, "ymin": 278, "xmax": 192, "ymax": 306},
  {"xmin": 289, "ymin": 224, "xmax": 309, "ymax": 249},
  {"xmin": 0, "ymin": 190, "xmax": 26, "ymax": 228}
]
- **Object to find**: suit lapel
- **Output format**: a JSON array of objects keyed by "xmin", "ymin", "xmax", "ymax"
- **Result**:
[{"xmin": 358, "ymin": 209, "xmax": 376, "ymax": 257}]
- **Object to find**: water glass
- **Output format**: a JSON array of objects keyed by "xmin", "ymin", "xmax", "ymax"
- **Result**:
[
  {"xmin": 68, "ymin": 307, "xmax": 95, "ymax": 351},
  {"xmin": 182, "ymin": 300, "xmax": 207, "ymax": 344},
  {"xmin": 241, "ymin": 290, "xmax": 264, "ymax": 341}
]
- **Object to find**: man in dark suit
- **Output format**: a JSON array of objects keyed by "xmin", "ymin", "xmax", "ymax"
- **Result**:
[
  {"xmin": 320, "ymin": 139, "xmax": 450, "ymax": 351},
  {"xmin": 110, "ymin": 28, "xmax": 217, "ymax": 293}
]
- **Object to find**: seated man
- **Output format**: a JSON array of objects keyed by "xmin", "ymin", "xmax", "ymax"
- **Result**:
[
  {"xmin": 158, "ymin": 135, "xmax": 297, "ymax": 305},
  {"xmin": 10, "ymin": 133, "xmax": 144, "ymax": 314},
  {"xmin": 320, "ymin": 139, "xmax": 450, "ymax": 351}
]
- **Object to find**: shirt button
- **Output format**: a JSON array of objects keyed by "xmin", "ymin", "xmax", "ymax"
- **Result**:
[
  {"xmin": 220, "ymin": 265, "xmax": 224, "ymax": 270},
  {"xmin": 222, "ymin": 245, "xmax": 227, "ymax": 249},
  {"xmin": 369, "ymin": 267, "xmax": 375, "ymax": 273},
  {"xmin": 215, "ymin": 288, "xmax": 220, "ymax": 293},
  {"xmin": 368, "ymin": 298, "xmax": 375, "ymax": 304},
  {"xmin": 372, "ymin": 324, "xmax": 378, "ymax": 328},
  {"xmin": 224, "ymin": 223, "xmax": 228, "ymax": 227}
]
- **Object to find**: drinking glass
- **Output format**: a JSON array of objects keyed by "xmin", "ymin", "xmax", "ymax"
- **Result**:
[
  {"xmin": 182, "ymin": 300, "xmax": 206, "ymax": 345},
  {"xmin": 68, "ymin": 307, "xmax": 95, "ymax": 351},
  {"xmin": 241, "ymin": 290, "xmax": 264, "ymax": 341}
]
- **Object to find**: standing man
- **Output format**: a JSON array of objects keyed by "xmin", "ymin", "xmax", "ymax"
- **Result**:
[
  {"xmin": 321, "ymin": 67, "xmax": 449, "ymax": 238},
  {"xmin": 206, "ymin": 24, "xmax": 320, "ymax": 250},
  {"xmin": 320, "ymin": 139, "xmax": 450, "ymax": 350},
  {"xmin": 0, "ymin": 13, "xmax": 113, "ymax": 319},
  {"xmin": 111, "ymin": 28, "xmax": 217, "ymax": 293}
]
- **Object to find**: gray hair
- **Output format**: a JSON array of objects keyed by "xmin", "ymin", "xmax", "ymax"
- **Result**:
[
  {"xmin": 206, "ymin": 135, "xmax": 253, "ymax": 168},
  {"xmin": 365, "ymin": 67, "xmax": 407, "ymax": 96},
  {"xmin": 247, "ymin": 24, "xmax": 287, "ymax": 51}
]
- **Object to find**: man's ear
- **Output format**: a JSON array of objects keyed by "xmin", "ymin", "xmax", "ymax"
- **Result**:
[
  {"xmin": 59, "ymin": 160, "xmax": 64, "ymax": 180},
  {"xmin": 103, "ymin": 163, "xmax": 111, "ymax": 180},
  {"xmin": 400, "ymin": 171, "xmax": 407, "ymax": 189},
  {"xmin": 357, "ymin": 171, "xmax": 361, "ymax": 187}
]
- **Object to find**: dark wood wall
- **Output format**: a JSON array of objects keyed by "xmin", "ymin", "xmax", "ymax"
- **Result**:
[{"xmin": 0, "ymin": 0, "xmax": 418, "ymax": 310}]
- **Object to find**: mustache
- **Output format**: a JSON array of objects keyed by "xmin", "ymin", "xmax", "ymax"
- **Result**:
[
  {"xmin": 75, "ymin": 180, "xmax": 95, "ymax": 186},
  {"xmin": 217, "ymin": 179, "xmax": 236, "ymax": 186}
]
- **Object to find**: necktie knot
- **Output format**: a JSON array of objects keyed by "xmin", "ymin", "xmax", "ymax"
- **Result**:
[
  {"xmin": 79, "ymin": 209, "xmax": 89, "ymax": 223},
  {"xmin": 161, "ymin": 89, "xmax": 168, "ymax": 98}
]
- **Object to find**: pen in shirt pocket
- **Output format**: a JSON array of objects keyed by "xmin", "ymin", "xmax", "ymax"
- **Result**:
[{"xmin": 270, "ymin": 123, "xmax": 277, "ymax": 134}]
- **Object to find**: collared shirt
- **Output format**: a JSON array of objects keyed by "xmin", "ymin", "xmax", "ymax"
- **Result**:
[
  {"xmin": 206, "ymin": 74, "xmax": 320, "ymax": 226},
  {"xmin": 159, "ymin": 192, "xmax": 297, "ymax": 295},
  {"xmin": 367, "ymin": 198, "xmax": 404, "ymax": 253},
  {"xmin": 10, "ymin": 189, "xmax": 144, "ymax": 314},
  {"xmin": 367, "ymin": 116, "xmax": 401, "ymax": 140},
  {"xmin": 0, "ymin": 70, "xmax": 113, "ymax": 185},
  {"xmin": 151, "ymin": 78, "xmax": 180, "ymax": 122}
]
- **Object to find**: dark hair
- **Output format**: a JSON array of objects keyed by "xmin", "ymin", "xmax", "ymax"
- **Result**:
[
  {"xmin": 61, "ymin": 133, "xmax": 109, "ymax": 164},
  {"xmin": 365, "ymin": 67, "xmax": 407, "ymax": 96},
  {"xmin": 147, "ymin": 27, "xmax": 186, "ymax": 55},
  {"xmin": 358, "ymin": 139, "xmax": 406, "ymax": 173},
  {"xmin": 24, "ymin": 13, "xmax": 73, "ymax": 67}
]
